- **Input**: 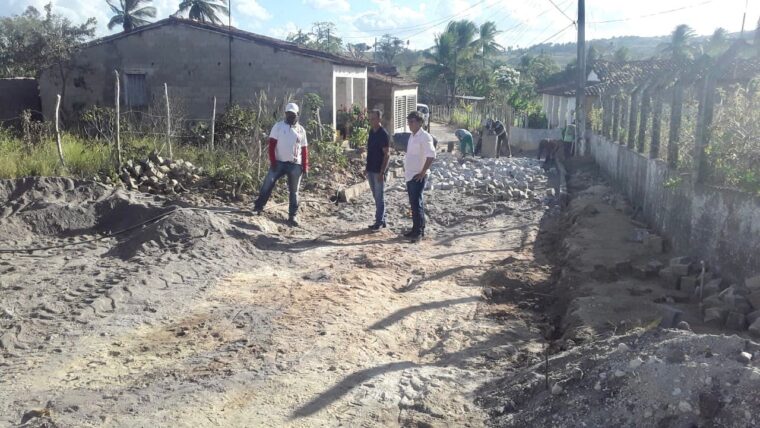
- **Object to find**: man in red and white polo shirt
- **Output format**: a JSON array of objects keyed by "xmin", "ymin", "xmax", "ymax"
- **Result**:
[{"xmin": 253, "ymin": 102, "xmax": 309, "ymax": 227}]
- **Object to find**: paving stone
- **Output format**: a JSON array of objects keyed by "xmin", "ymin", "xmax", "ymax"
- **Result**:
[
  {"xmin": 747, "ymin": 309, "xmax": 760, "ymax": 325},
  {"xmin": 659, "ymin": 267, "xmax": 680, "ymax": 290},
  {"xmin": 671, "ymin": 263, "xmax": 690, "ymax": 277},
  {"xmin": 644, "ymin": 235, "xmax": 664, "ymax": 253},
  {"xmin": 703, "ymin": 307, "xmax": 729, "ymax": 328},
  {"xmin": 659, "ymin": 305, "xmax": 683, "ymax": 328},
  {"xmin": 725, "ymin": 312, "xmax": 747, "ymax": 331},
  {"xmin": 670, "ymin": 256, "xmax": 692, "ymax": 267},
  {"xmin": 749, "ymin": 318, "xmax": 760, "ymax": 338},
  {"xmin": 746, "ymin": 275, "xmax": 760, "ymax": 291},
  {"xmin": 680, "ymin": 276, "xmax": 699, "ymax": 295},
  {"xmin": 746, "ymin": 291, "xmax": 760, "ymax": 310}
]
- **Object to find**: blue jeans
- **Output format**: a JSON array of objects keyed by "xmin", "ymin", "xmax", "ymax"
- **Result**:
[
  {"xmin": 406, "ymin": 177, "xmax": 426, "ymax": 234},
  {"xmin": 367, "ymin": 171, "xmax": 386, "ymax": 225},
  {"xmin": 254, "ymin": 161, "xmax": 303, "ymax": 218}
]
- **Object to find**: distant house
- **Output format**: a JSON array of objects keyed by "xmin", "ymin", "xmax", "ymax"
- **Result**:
[
  {"xmin": 366, "ymin": 72, "xmax": 418, "ymax": 134},
  {"xmin": 537, "ymin": 60, "xmax": 678, "ymax": 129},
  {"xmin": 39, "ymin": 17, "xmax": 374, "ymax": 130}
]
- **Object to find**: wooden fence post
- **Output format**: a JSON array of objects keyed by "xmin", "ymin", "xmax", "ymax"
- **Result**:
[
  {"xmin": 611, "ymin": 95, "xmax": 621, "ymax": 142},
  {"xmin": 667, "ymin": 80, "xmax": 684, "ymax": 168},
  {"xmin": 619, "ymin": 95, "xmax": 629, "ymax": 145},
  {"xmin": 650, "ymin": 87, "xmax": 664, "ymax": 159},
  {"xmin": 637, "ymin": 86, "xmax": 652, "ymax": 153},
  {"xmin": 210, "ymin": 96, "xmax": 216, "ymax": 151},
  {"xmin": 627, "ymin": 87, "xmax": 640, "ymax": 149},
  {"xmin": 601, "ymin": 95, "xmax": 612, "ymax": 138},
  {"xmin": 164, "ymin": 83, "xmax": 172, "ymax": 159},
  {"xmin": 54, "ymin": 94, "xmax": 66, "ymax": 168},
  {"xmin": 114, "ymin": 70, "xmax": 122, "ymax": 167},
  {"xmin": 695, "ymin": 75, "xmax": 716, "ymax": 183}
]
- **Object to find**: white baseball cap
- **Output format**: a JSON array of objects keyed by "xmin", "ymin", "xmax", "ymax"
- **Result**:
[{"xmin": 285, "ymin": 103, "xmax": 299, "ymax": 114}]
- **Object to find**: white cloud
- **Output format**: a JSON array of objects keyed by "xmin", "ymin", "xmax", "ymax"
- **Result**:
[
  {"xmin": 237, "ymin": 0, "xmax": 272, "ymax": 21},
  {"xmin": 303, "ymin": 0, "xmax": 351, "ymax": 13}
]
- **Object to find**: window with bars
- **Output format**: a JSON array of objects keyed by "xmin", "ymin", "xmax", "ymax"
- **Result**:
[{"xmin": 394, "ymin": 95, "xmax": 406, "ymax": 131}]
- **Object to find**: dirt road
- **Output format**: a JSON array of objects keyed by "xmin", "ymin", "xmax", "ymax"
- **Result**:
[{"xmin": 0, "ymin": 124, "xmax": 559, "ymax": 427}]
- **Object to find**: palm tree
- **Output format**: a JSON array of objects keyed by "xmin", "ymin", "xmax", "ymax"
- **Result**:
[
  {"xmin": 177, "ymin": 0, "xmax": 229, "ymax": 25},
  {"xmin": 472, "ymin": 21, "xmax": 503, "ymax": 68},
  {"xmin": 446, "ymin": 20, "xmax": 477, "ymax": 100},
  {"xmin": 106, "ymin": 0, "xmax": 156, "ymax": 32},
  {"xmin": 418, "ymin": 31, "xmax": 457, "ymax": 102},
  {"xmin": 705, "ymin": 28, "xmax": 729, "ymax": 57},
  {"xmin": 659, "ymin": 24, "xmax": 697, "ymax": 62}
]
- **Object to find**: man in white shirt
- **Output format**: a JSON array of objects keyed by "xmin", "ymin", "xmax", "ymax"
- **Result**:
[
  {"xmin": 403, "ymin": 110, "xmax": 436, "ymax": 242},
  {"xmin": 253, "ymin": 102, "xmax": 309, "ymax": 227}
]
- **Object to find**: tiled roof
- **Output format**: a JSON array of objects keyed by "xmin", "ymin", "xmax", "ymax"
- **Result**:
[
  {"xmin": 539, "ymin": 56, "xmax": 760, "ymax": 97},
  {"xmin": 367, "ymin": 72, "xmax": 418, "ymax": 87},
  {"xmin": 84, "ymin": 17, "xmax": 371, "ymax": 68}
]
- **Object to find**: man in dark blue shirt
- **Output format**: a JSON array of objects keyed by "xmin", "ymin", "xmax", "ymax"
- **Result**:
[{"xmin": 366, "ymin": 109, "xmax": 391, "ymax": 231}]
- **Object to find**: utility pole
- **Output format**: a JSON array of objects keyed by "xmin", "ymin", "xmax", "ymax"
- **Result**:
[
  {"xmin": 740, "ymin": 0, "xmax": 748, "ymax": 37},
  {"xmin": 374, "ymin": 37, "xmax": 377, "ymax": 63},
  {"xmin": 228, "ymin": 0, "xmax": 233, "ymax": 105},
  {"xmin": 575, "ymin": 0, "xmax": 586, "ymax": 156}
]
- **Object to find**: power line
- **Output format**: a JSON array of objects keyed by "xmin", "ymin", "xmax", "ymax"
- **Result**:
[
  {"xmin": 591, "ymin": 0, "xmax": 720, "ymax": 24},
  {"xmin": 535, "ymin": 22, "xmax": 575, "ymax": 46},
  {"xmin": 339, "ymin": 0, "xmax": 490, "ymax": 37},
  {"xmin": 546, "ymin": 0, "xmax": 575, "ymax": 25}
]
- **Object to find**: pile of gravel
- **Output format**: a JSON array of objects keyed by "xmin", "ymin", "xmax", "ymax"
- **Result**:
[
  {"xmin": 478, "ymin": 329, "xmax": 760, "ymax": 427},
  {"xmin": 428, "ymin": 155, "xmax": 551, "ymax": 200}
]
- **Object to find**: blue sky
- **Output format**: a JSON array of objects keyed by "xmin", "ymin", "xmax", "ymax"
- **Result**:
[{"xmin": 3, "ymin": 0, "xmax": 759, "ymax": 50}]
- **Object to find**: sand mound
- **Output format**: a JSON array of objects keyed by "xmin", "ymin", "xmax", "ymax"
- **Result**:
[{"xmin": 0, "ymin": 177, "xmax": 166, "ymax": 238}]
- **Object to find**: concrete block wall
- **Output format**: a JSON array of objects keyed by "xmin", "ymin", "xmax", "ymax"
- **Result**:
[
  {"xmin": 0, "ymin": 78, "xmax": 41, "ymax": 122},
  {"xmin": 589, "ymin": 133, "xmax": 760, "ymax": 283},
  {"xmin": 39, "ymin": 22, "xmax": 345, "ymax": 126},
  {"xmin": 509, "ymin": 127, "xmax": 562, "ymax": 151}
]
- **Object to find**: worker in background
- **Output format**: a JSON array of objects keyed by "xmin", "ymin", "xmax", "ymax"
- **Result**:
[
  {"xmin": 253, "ymin": 103, "xmax": 308, "ymax": 227},
  {"xmin": 563, "ymin": 119, "xmax": 576, "ymax": 157},
  {"xmin": 454, "ymin": 129, "xmax": 474, "ymax": 157},
  {"xmin": 491, "ymin": 119, "xmax": 511, "ymax": 158}
]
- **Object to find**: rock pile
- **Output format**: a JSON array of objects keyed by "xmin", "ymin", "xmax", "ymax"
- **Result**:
[
  {"xmin": 118, "ymin": 152, "xmax": 204, "ymax": 195},
  {"xmin": 659, "ymin": 257, "xmax": 760, "ymax": 335},
  {"xmin": 427, "ymin": 155, "xmax": 549, "ymax": 201}
]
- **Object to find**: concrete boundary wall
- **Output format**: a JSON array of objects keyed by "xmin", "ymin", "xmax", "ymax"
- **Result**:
[
  {"xmin": 509, "ymin": 127, "xmax": 562, "ymax": 151},
  {"xmin": 589, "ymin": 133, "xmax": 760, "ymax": 283}
]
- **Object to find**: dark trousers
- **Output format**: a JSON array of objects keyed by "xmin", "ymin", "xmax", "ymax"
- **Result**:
[
  {"xmin": 406, "ymin": 177, "xmax": 427, "ymax": 234},
  {"xmin": 367, "ymin": 171, "xmax": 386, "ymax": 225},
  {"xmin": 254, "ymin": 161, "xmax": 303, "ymax": 218}
]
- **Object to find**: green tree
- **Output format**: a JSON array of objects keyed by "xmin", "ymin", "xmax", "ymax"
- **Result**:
[
  {"xmin": 346, "ymin": 42, "xmax": 370, "ymax": 60},
  {"xmin": 286, "ymin": 29, "xmax": 310, "ymax": 45},
  {"xmin": 107, "ymin": 0, "xmax": 156, "ymax": 32},
  {"xmin": 586, "ymin": 44, "xmax": 600, "ymax": 68},
  {"xmin": 659, "ymin": 24, "xmax": 697, "ymax": 62},
  {"xmin": 377, "ymin": 34, "xmax": 404, "ymax": 65},
  {"xmin": 417, "ymin": 31, "xmax": 456, "ymax": 102},
  {"xmin": 472, "ymin": 21, "xmax": 503, "ymax": 68},
  {"xmin": 494, "ymin": 66, "xmax": 519, "ymax": 91},
  {"xmin": 613, "ymin": 46, "xmax": 631, "ymax": 62},
  {"xmin": 177, "ymin": 0, "xmax": 228, "ymax": 25},
  {"xmin": 0, "ymin": 3, "xmax": 95, "ymax": 101},
  {"xmin": 704, "ymin": 27, "xmax": 729, "ymax": 57},
  {"xmin": 517, "ymin": 53, "xmax": 560, "ymax": 86},
  {"xmin": 309, "ymin": 21, "xmax": 343, "ymax": 54},
  {"xmin": 448, "ymin": 20, "xmax": 478, "ymax": 97}
]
